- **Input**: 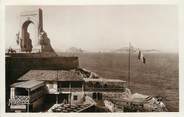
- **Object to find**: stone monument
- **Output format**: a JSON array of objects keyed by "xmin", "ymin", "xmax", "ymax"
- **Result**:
[{"xmin": 18, "ymin": 8, "xmax": 55, "ymax": 54}]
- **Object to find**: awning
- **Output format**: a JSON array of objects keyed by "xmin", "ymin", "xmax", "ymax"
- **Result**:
[{"xmin": 11, "ymin": 80, "xmax": 45, "ymax": 91}]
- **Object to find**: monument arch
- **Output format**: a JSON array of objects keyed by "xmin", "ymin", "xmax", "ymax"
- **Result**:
[
  {"xmin": 17, "ymin": 8, "xmax": 55, "ymax": 54},
  {"xmin": 19, "ymin": 9, "xmax": 43, "ymax": 52}
]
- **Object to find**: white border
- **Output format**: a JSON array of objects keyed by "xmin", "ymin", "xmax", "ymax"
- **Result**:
[{"xmin": 1, "ymin": 0, "xmax": 184, "ymax": 117}]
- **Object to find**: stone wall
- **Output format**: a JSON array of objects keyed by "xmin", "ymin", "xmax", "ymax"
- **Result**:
[{"xmin": 6, "ymin": 55, "xmax": 79, "ymax": 83}]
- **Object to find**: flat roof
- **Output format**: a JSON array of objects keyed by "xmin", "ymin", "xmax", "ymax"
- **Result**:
[
  {"xmin": 18, "ymin": 70, "xmax": 83, "ymax": 81},
  {"xmin": 11, "ymin": 80, "xmax": 44, "ymax": 91}
]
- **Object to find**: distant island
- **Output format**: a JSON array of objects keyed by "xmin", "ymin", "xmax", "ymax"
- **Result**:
[
  {"xmin": 57, "ymin": 46, "xmax": 161, "ymax": 54},
  {"xmin": 111, "ymin": 47, "xmax": 160, "ymax": 53},
  {"xmin": 65, "ymin": 47, "xmax": 84, "ymax": 53}
]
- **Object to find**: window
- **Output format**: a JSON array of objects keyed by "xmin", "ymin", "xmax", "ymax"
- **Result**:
[
  {"xmin": 73, "ymin": 95, "xmax": 78, "ymax": 101},
  {"xmin": 47, "ymin": 82, "xmax": 53, "ymax": 88}
]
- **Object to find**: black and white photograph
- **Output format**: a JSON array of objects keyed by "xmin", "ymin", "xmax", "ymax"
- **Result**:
[{"xmin": 1, "ymin": 0, "xmax": 183, "ymax": 115}]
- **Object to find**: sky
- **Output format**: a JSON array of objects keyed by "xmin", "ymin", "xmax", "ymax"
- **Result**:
[{"xmin": 5, "ymin": 5, "xmax": 178, "ymax": 53}]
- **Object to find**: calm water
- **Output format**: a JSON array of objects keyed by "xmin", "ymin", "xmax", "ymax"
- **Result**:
[{"xmin": 58, "ymin": 52, "xmax": 179, "ymax": 112}]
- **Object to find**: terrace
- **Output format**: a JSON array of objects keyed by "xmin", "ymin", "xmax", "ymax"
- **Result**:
[
  {"xmin": 9, "ymin": 80, "xmax": 45, "ymax": 111},
  {"xmin": 84, "ymin": 78, "xmax": 127, "ymax": 92}
]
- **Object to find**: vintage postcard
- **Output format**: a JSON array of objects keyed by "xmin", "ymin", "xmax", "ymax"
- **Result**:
[{"xmin": 0, "ymin": 0, "xmax": 184, "ymax": 117}]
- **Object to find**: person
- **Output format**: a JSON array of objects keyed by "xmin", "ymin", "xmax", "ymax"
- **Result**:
[
  {"xmin": 21, "ymin": 32, "xmax": 32, "ymax": 52},
  {"xmin": 26, "ymin": 32, "xmax": 33, "ymax": 52},
  {"xmin": 16, "ymin": 32, "xmax": 20, "ymax": 45},
  {"xmin": 8, "ymin": 47, "xmax": 16, "ymax": 53},
  {"xmin": 63, "ymin": 99, "xmax": 67, "ymax": 104}
]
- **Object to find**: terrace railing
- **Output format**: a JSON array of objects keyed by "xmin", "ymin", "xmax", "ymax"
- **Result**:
[
  {"xmin": 9, "ymin": 91, "xmax": 44, "ymax": 105},
  {"xmin": 9, "ymin": 96, "xmax": 30, "ymax": 105},
  {"xmin": 84, "ymin": 87, "xmax": 125, "ymax": 92},
  {"xmin": 58, "ymin": 88, "xmax": 83, "ymax": 93},
  {"xmin": 58, "ymin": 87, "xmax": 125, "ymax": 93}
]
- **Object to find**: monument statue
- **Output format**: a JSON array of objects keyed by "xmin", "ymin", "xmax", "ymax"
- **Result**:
[{"xmin": 39, "ymin": 31, "xmax": 55, "ymax": 52}]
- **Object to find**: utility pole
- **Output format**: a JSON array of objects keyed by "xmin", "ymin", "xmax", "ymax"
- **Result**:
[
  {"xmin": 56, "ymin": 69, "xmax": 58, "ymax": 104},
  {"xmin": 128, "ymin": 42, "xmax": 131, "ymax": 87},
  {"xmin": 69, "ymin": 83, "xmax": 71, "ymax": 105},
  {"xmin": 27, "ymin": 89, "xmax": 30, "ymax": 112}
]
